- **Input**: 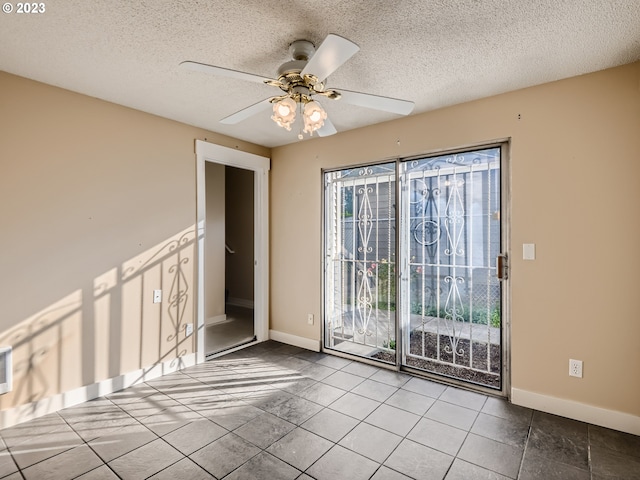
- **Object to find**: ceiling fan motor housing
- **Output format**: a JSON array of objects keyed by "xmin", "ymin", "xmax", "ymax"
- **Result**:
[{"xmin": 277, "ymin": 39, "xmax": 315, "ymax": 77}]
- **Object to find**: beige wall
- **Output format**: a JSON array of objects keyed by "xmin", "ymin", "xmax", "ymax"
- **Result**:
[
  {"xmin": 0, "ymin": 71, "xmax": 268, "ymax": 413},
  {"xmin": 225, "ymin": 166, "xmax": 255, "ymax": 303},
  {"xmin": 205, "ymin": 162, "xmax": 226, "ymax": 320},
  {"xmin": 270, "ymin": 62, "xmax": 640, "ymax": 417}
]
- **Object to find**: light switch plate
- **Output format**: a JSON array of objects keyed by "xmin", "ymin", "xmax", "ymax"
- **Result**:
[
  {"xmin": 153, "ymin": 289, "xmax": 162, "ymax": 303},
  {"xmin": 523, "ymin": 243, "xmax": 536, "ymax": 260}
]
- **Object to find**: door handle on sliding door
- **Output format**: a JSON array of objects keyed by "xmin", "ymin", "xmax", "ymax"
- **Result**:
[{"xmin": 497, "ymin": 254, "xmax": 508, "ymax": 280}]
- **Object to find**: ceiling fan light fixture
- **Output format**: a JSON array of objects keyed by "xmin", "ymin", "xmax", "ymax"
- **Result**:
[
  {"xmin": 271, "ymin": 97, "xmax": 296, "ymax": 131},
  {"xmin": 302, "ymin": 100, "xmax": 327, "ymax": 135}
]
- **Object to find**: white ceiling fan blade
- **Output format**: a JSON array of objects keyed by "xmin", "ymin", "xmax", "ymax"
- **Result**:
[
  {"xmin": 337, "ymin": 89, "xmax": 415, "ymax": 115},
  {"xmin": 301, "ymin": 34, "xmax": 359, "ymax": 81},
  {"xmin": 317, "ymin": 117, "xmax": 337, "ymax": 137},
  {"xmin": 180, "ymin": 61, "xmax": 277, "ymax": 85},
  {"xmin": 220, "ymin": 98, "xmax": 272, "ymax": 125}
]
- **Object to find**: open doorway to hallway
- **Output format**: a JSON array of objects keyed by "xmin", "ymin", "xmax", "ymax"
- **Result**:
[{"xmin": 204, "ymin": 164, "xmax": 255, "ymax": 356}]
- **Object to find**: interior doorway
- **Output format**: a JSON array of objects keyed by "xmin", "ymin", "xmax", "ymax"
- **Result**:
[
  {"xmin": 195, "ymin": 140, "xmax": 270, "ymax": 364},
  {"xmin": 205, "ymin": 166, "xmax": 256, "ymax": 355}
]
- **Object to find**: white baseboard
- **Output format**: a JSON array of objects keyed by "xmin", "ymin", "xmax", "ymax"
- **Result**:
[
  {"xmin": 511, "ymin": 387, "xmax": 640, "ymax": 436},
  {"xmin": 227, "ymin": 297, "xmax": 254, "ymax": 309},
  {"xmin": 0, "ymin": 353, "xmax": 197, "ymax": 430},
  {"xmin": 206, "ymin": 314, "xmax": 227, "ymax": 326},
  {"xmin": 269, "ymin": 330, "xmax": 321, "ymax": 352}
]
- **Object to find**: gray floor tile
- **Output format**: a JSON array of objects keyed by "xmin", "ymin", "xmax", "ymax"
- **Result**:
[
  {"xmin": 3, "ymin": 343, "xmax": 640, "ymax": 480},
  {"xmin": 22, "ymin": 444, "xmax": 104, "ymax": 480},
  {"xmin": 407, "ymin": 417, "xmax": 467, "ymax": 456},
  {"xmin": 481, "ymin": 397, "xmax": 533, "ymax": 425},
  {"xmin": 445, "ymin": 458, "xmax": 511, "ymax": 480},
  {"xmin": 200, "ymin": 400, "xmax": 263, "ymax": 430},
  {"xmin": 148, "ymin": 458, "xmax": 215, "ymax": 479},
  {"xmin": 371, "ymin": 466, "xmax": 414, "ymax": 479},
  {"xmin": 316, "ymin": 356, "xmax": 352, "ymax": 369},
  {"xmin": 218, "ymin": 379, "xmax": 278, "ymax": 398},
  {"xmin": 162, "ymin": 383, "xmax": 225, "ymax": 402},
  {"xmin": 226, "ymin": 451, "xmax": 300, "ymax": 480},
  {"xmin": 471, "ymin": 412, "xmax": 530, "ymax": 448},
  {"xmin": 1, "ymin": 413, "xmax": 69, "ymax": 449},
  {"xmin": 189, "ymin": 432, "xmax": 260, "ymax": 478},
  {"xmin": 531, "ymin": 411, "xmax": 588, "ymax": 440},
  {"xmin": 306, "ymin": 445, "xmax": 380, "ymax": 480},
  {"xmin": 425, "ymin": 400, "xmax": 478, "ymax": 431},
  {"xmin": 117, "ymin": 393, "xmax": 181, "ymax": 419},
  {"xmin": 401, "ymin": 376, "xmax": 446, "ymax": 398},
  {"xmin": 519, "ymin": 451, "xmax": 590, "ymax": 480},
  {"xmin": 139, "ymin": 406, "xmax": 202, "ymax": 436},
  {"xmin": 275, "ymin": 355, "xmax": 314, "ymax": 371},
  {"xmin": 162, "ymin": 418, "xmax": 227, "ymax": 455},
  {"xmin": 352, "ymin": 379, "xmax": 398, "ymax": 402},
  {"xmin": 266, "ymin": 395, "xmax": 323, "ymax": 425},
  {"xmin": 589, "ymin": 443, "xmax": 640, "ymax": 479},
  {"xmin": 300, "ymin": 363, "xmax": 337, "ymax": 381},
  {"xmin": 75, "ymin": 464, "xmax": 121, "ymax": 479},
  {"xmin": 108, "ymin": 438, "xmax": 183, "ymax": 479},
  {"xmin": 369, "ymin": 370, "xmax": 410, "ymax": 388},
  {"xmin": 59, "ymin": 400, "xmax": 124, "ymax": 425},
  {"xmin": 322, "ymin": 370, "xmax": 365, "ymax": 391},
  {"xmin": 329, "ymin": 392, "xmax": 381, "ymax": 420},
  {"xmin": 526, "ymin": 423, "xmax": 588, "ymax": 470},
  {"xmin": 301, "ymin": 408, "xmax": 360, "ymax": 442},
  {"xmin": 339, "ymin": 422, "xmax": 402, "ymax": 463},
  {"xmin": 179, "ymin": 390, "xmax": 235, "ymax": 410},
  {"xmin": 457, "ymin": 433, "xmax": 523, "ymax": 479},
  {"xmin": 235, "ymin": 412, "xmax": 296, "ymax": 449},
  {"xmin": 589, "ymin": 423, "xmax": 640, "ymax": 459},
  {"xmin": 267, "ymin": 427, "xmax": 333, "ymax": 470},
  {"xmin": 384, "ymin": 438, "xmax": 453, "ymax": 480},
  {"xmin": 0, "ymin": 448, "xmax": 18, "ymax": 479},
  {"xmin": 294, "ymin": 350, "xmax": 327, "ymax": 363},
  {"xmin": 0, "ymin": 473, "xmax": 22, "ymax": 480},
  {"xmin": 298, "ymin": 382, "xmax": 346, "ymax": 406},
  {"xmin": 384, "ymin": 388, "xmax": 435, "ymax": 415},
  {"xmin": 440, "ymin": 386, "xmax": 488, "ymax": 411},
  {"xmin": 9, "ymin": 423, "xmax": 84, "ymax": 470},
  {"xmin": 242, "ymin": 387, "xmax": 296, "ymax": 410},
  {"xmin": 365, "ymin": 404, "xmax": 420, "ymax": 436},
  {"xmin": 88, "ymin": 422, "xmax": 158, "ymax": 463},
  {"xmin": 277, "ymin": 376, "xmax": 318, "ymax": 394},
  {"xmin": 341, "ymin": 361, "xmax": 380, "ymax": 378}
]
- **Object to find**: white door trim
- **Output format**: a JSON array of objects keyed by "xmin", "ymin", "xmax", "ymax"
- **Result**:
[{"xmin": 195, "ymin": 140, "xmax": 270, "ymax": 364}]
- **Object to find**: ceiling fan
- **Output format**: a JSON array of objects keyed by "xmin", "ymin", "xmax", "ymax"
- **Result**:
[{"xmin": 180, "ymin": 34, "xmax": 414, "ymax": 139}]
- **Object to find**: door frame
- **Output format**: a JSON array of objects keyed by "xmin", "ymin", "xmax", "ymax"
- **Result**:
[
  {"xmin": 194, "ymin": 140, "xmax": 270, "ymax": 363},
  {"xmin": 321, "ymin": 139, "xmax": 511, "ymax": 398}
]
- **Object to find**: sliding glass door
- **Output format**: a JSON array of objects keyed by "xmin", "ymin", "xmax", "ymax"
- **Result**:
[{"xmin": 324, "ymin": 146, "xmax": 506, "ymax": 391}]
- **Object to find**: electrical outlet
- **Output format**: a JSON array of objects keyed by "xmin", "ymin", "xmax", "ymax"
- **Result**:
[
  {"xmin": 185, "ymin": 323, "xmax": 193, "ymax": 337},
  {"xmin": 307, "ymin": 314, "xmax": 314, "ymax": 325},
  {"xmin": 569, "ymin": 359, "xmax": 583, "ymax": 378}
]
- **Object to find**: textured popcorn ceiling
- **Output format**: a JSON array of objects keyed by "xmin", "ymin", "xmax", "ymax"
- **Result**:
[{"xmin": 1, "ymin": 1, "xmax": 639, "ymax": 148}]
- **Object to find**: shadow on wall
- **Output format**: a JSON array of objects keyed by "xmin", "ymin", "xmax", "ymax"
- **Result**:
[{"xmin": 0, "ymin": 226, "xmax": 197, "ymax": 421}]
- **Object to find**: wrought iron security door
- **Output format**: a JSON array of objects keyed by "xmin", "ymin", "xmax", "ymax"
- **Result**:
[
  {"xmin": 324, "ymin": 146, "xmax": 505, "ymax": 391},
  {"xmin": 400, "ymin": 147, "xmax": 502, "ymax": 389},
  {"xmin": 324, "ymin": 163, "xmax": 397, "ymax": 361}
]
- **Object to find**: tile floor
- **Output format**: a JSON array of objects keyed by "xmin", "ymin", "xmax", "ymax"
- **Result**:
[
  {"xmin": 0, "ymin": 341, "xmax": 638, "ymax": 479},
  {"xmin": 205, "ymin": 306, "xmax": 255, "ymax": 355}
]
